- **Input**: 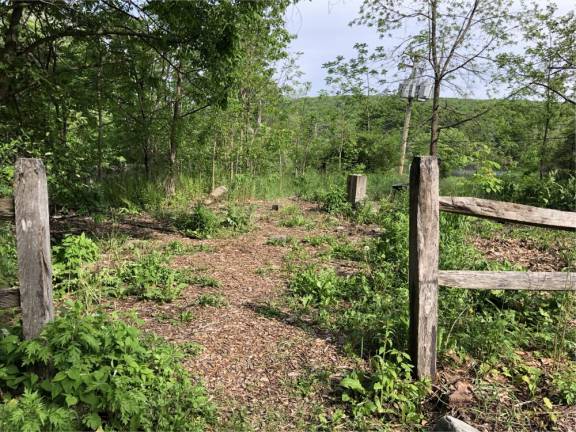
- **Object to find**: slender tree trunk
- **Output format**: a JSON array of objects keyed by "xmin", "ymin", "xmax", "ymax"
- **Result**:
[
  {"xmin": 61, "ymin": 104, "xmax": 68, "ymax": 148},
  {"xmin": 143, "ymin": 135, "xmax": 151, "ymax": 180},
  {"xmin": 540, "ymin": 63, "xmax": 553, "ymax": 179},
  {"xmin": 167, "ymin": 63, "xmax": 182, "ymax": 195},
  {"xmin": 399, "ymin": 97, "xmax": 414, "ymax": 175},
  {"xmin": 429, "ymin": 78, "xmax": 441, "ymax": 156},
  {"xmin": 96, "ymin": 50, "xmax": 104, "ymax": 180},
  {"xmin": 366, "ymin": 71, "xmax": 371, "ymax": 132},
  {"xmin": 211, "ymin": 138, "xmax": 217, "ymax": 191},
  {"xmin": 279, "ymin": 152, "xmax": 283, "ymax": 194},
  {"xmin": 429, "ymin": 0, "xmax": 440, "ymax": 157},
  {"xmin": 339, "ymin": 128, "xmax": 344, "ymax": 171}
]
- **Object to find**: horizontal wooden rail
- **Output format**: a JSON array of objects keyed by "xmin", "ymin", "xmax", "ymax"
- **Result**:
[
  {"xmin": 0, "ymin": 197, "xmax": 14, "ymax": 220},
  {"xmin": 439, "ymin": 196, "xmax": 576, "ymax": 231},
  {"xmin": 439, "ymin": 270, "xmax": 575, "ymax": 291},
  {"xmin": 0, "ymin": 288, "xmax": 20, "ymax": 309}
]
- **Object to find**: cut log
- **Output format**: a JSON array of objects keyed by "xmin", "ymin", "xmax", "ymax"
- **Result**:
[
  {"xmin": 439, "ymin": 270, "xmax": 575, "ymax": 291},
  {"xmin": 439, "ymin": 196, "xmax": 576, "ymax": 231}
]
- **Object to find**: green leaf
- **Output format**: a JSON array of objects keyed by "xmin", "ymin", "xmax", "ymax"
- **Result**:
[
  {"xmin": 340, "ymin": 374, "xmax": 365, "ymax": 394},
  {"xmin": 83, "ymin": 412, "xmax": 102, "ymax": 430},
  {"xmin": 53, "ymin": 371, "xmax": 67, "ymax": 382},
  {"xmin": 65, "ymin": 394, "xmax": 78, "ymax": 407}
]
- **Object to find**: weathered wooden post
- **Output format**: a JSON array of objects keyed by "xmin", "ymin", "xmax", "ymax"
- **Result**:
[
  {"xmin": 408, "ymin": 156, "xmax": 439, "ymax": 381},
  {"xmin": 347, "ymin": 174, "xmax": 367, "ymax": 206},
  {"xmin": 14, "ymin": 158, "xmax": 54, "ymax": 339}
]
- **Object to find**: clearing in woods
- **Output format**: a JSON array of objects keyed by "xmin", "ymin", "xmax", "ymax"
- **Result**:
[{"xmin": 50, "ymin": 198, "xmax": 573, "ymax": 431}]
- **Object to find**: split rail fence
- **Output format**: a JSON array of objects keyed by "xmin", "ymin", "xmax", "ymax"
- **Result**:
[
  {"xmin": 408, "ymin": 156, "xmax": 576, "ymax": 381},
  {"xmin": 0, "ymin": 158, "xmax": 54, "ymax": 340}
]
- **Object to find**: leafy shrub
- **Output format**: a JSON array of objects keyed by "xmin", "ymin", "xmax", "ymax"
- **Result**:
[
  {"xmin": 0, "ymin": 389, "xmax": 76, "ymax": 432},
  {"xmin": 118, "ymin": 251, "xmax": 189, "ymax": 302},
  {"xmin": 471, "ymin": 159, "xmax": 503, "ymax": 195},
  {"xmin": 0, "ymin": 224, "xmax": 17, "ymax": 288},
  {"xmin": 221, "ymin": 204, "xmax": 253, "ymax": 233},
  {"xmin": 552, "ymin": 366, "xmax": 576, "ymax": 404},
  {"xmin": 175, "ymin": 204, "xmax": 220, "ymax": 239},
  {"xmin": 351, "ymin": 201, "xmax": 379, "ymax": 224},
  {"xmin": 0, "ymin": 303, "xmax": 215, "ymax": 431},
  {"xmin": 340, "ymin": 346, "xmax": 429, "ymax": 422},
  {"xmin": 53, "ymin": 234, "xmax": 99, "ymax": 273},
  {"xmin": 316, "ymin": 185, "xmax": 351, "ymax": 215},
  {"xmin": 52, "ymin": 233, "xmax": 100, "ymax": 293},
  {"xmin": 288, "ymin": 266, "xmax": 342, "ymax": 307},
  {"xmin": 497, "ymin": 171, "xmax": 576, "ymax": 210}
]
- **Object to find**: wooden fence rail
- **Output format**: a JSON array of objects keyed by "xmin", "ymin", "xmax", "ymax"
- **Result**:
[
  {"xmin": 439, "ymin": 196, "xmax": 576, "ymax": 231},
  {"xmin": 0, "ymin": 158, "xmax": 54, "ymax": 339},
  {"xmin": 408, "ymin": 156, "xmax": 575, "ymax": 381}
]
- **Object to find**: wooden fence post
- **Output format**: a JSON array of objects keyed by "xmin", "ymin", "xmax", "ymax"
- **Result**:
[
  {"xmin": 347, "ymin": 174, "xmax": 367, "ymax": 206},
  {"xmin": 14, "ymin": 158, "xmax": 54, "ymax": 339},
  {"xmin": 408, "ymin": 156, "xmax": 439, "ymax": 381}
]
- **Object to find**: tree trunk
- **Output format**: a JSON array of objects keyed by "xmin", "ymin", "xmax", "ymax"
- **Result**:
[
  {"xmin": 429, "ymin": 0, "xmax": 440, "ymax": 157},
  {"xmin": 339, "ymin": 127, "xmax": 344, "ymax": 171},
  {"xmin": 399, "ymin": 97, "xmax": 414, "ymax": 175},
  {"xmin": 166, "ymin": 63, "xmax": 182, "ymax": 195},
  {"xmin": 540, "ymin": 63, "xmax": 553, "ymax": 179},
  {"xmin": 429, "ymin": 78, "xmax": 441, "ymax": 156},
  {"xmin": 366, "ymin": 71, "xmax": 371, "ymax": 132},
  {"xmin": 96, "ymin": 50, "xmax": 104, "ymax": 180},
  {"xmin": 211, "ymin": 138, "xmax": 217, "ymax": 191},
  {"xmin": 143, "ymin": 135, "xmax": 151, "ymax": 180},
  {"xmin": 0, "ymin": 1, "xmax": 24, "ymax": 102}
]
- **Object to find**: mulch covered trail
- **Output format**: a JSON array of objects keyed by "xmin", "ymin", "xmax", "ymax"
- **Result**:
[
  {"xmin": 105, "ymin": 200, "xmax": 365, "ymax": 429},
  {"xmin": 473, "ymin": 236, "xmax": 570, "ymax": 271}
]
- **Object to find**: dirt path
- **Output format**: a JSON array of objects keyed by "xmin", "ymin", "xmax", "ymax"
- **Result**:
[{"xmin": 102, "ymin": 200, "xmax": 375, "ymax": 430}]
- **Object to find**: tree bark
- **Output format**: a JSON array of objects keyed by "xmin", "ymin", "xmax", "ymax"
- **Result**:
[
  {"xmin": 429, "ymin": 78, "xmax": 441, "ymax": 156},
  {"xmin": 96, "ymin": 49, "xmax": 104, "ymax": 180},
  {"xmin": 429, "ymin": 0, "xmax": 441, "ymax": 157},
  {"xmin": 399, "ymin": 97, "xmax": 414, "ymax": 175},
  {"xmin": 166, "ymin": 63, "xmax": 182, "ymax": 195}
]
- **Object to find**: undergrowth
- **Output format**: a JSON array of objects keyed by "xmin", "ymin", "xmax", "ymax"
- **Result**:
[
  {"xmin": 52, "ymin": 235, "xmax": 194, "ymax": 303},
  {"xmin": 285, "ymin": 193, "xmax": 576, "ymax": 430},
  {"xmin": 0, "ymin": 302, "xmax": 214, "ymax": 431},
  {"xmin": 172, "ymin": 204, "xmax": 253, "ymax": 239}
]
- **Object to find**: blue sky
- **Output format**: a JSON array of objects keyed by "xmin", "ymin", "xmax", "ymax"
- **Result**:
[{"xmin": 284, "ymin": 0, "xmax": 575, "ymax": 98}]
